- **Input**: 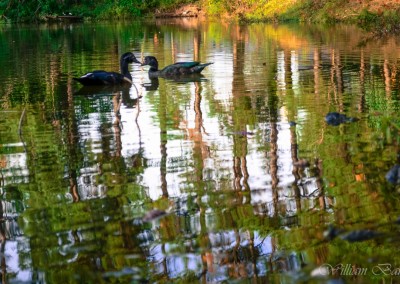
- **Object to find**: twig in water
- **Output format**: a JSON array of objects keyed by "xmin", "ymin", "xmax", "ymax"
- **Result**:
[
  {"xmin": 18, "ymin": 108, "xmax": 27, "ymax": 153},
  {"xmin": 18, "ymin": 108, "xmax": 26, "ymax": 137},
  {"xmin": 132, "ymin": 83, "xmax": 139, "ymax": 97}
]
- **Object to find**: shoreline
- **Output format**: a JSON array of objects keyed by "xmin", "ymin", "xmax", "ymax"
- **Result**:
[{"xmin": 2, "ymin": 1, "xmax": 400, "ymax": 35}]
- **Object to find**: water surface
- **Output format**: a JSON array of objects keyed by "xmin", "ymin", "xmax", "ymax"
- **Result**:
[{"xmin": 1, "ymin": 19, "xmax": 400, "ymax": 283}]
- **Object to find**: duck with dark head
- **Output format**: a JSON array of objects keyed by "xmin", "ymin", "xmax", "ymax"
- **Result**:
[
  {"xmin": 141, "ymin": 56, "xmax": 213, "ymax": 79},
  {"xmin": 74, "ymin": 52, "xmax": 141, "ymax": 86}
]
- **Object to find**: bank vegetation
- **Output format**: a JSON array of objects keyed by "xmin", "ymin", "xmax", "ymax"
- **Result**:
[{"xmin": 1, "ymin": 0, "xmax": 400, "ymax": 33}]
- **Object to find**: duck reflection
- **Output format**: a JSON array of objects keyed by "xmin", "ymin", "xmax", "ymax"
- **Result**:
[
  {"xmin": 142, "ymin": 78, "xmax": 159, "ymax": 91},
  {"xmin": 170, "ymin": 73, "xmax": 207, "ymax": 83},
  {"xmin": 74, "ymin": 84, "xmax": 141, "ymax": 108},
  {"xmin": 142, "ymin": 74, "xmax": 207, "ymax": 91},
  {"xmin": 66, "ymin": 82, "xmax": 144, "ymax": 203}
]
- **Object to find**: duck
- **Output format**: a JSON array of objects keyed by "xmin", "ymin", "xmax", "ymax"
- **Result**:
[
  {"xmin": 386, "ymin": 164, "xmax": 400, "ymax": 184},
  {"xmin": 73, "ymin": 52, "xmax": 141, "ymax": 86},
  {"xmin": 141, "ymin": 56, "xmax": 213, "ymax": 78},
  {"xmin": 325, "ymin": 112, "xmax": 358, "ymax": 126}
]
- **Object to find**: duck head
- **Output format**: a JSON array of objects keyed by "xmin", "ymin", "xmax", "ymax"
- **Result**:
[
  {"xmin": 121, "ymin": 52, "xmax": 141, "ymax": 64},
  {"xmin": 120, "ymin": 52, "xmax": 141, "ymax": 82},
  {"xmin": 141, "ymin": 56, "xmax": 159, "ymax": 70}
]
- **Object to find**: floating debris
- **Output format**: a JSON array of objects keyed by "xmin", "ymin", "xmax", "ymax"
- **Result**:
[
  {"xmin": 325, "ymin": 112, "xmax": 358, "ymax": 126},
  {"xmin": 324, "ymin": 225, "xmax": 382, "ymax": 242},
  {"xmin": 310, "ymin": 266, "xmax": 330, "ymax": 277},
  {"xmin": 339, "ymin": 230, "xmax": 382, "ymax": 242},
  {"xmin": 323, "ymin": 225, "xmax": 345, "ymax": 240},
  {"xmin": 230, "ymin": 131, "xmax": 255, "ymax": 136},
  {"xmin": 293, "ymin": 159, "xmax": 310, "ymax": 168},
  {"xmin": 385, "ymin": 164, "xmax": 400, "ymax": 184},
  {"xmin": 103, "ymin": 267, "xmax": 139, "ymax": 278},
  {"xmin": 142, "ymin": 209, "xmax": 168, "ymax": 222}
]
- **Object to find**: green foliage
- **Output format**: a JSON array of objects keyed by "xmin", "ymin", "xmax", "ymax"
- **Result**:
[
  {"xmin": 203, "ymin": 0, "xmax": 399, "ymax": 31},
  {"xmin": 357, "ymin": 9, "xmax": 400, "ymax": 34},
  {"xmin": 146, "ymin": 0, "xmax": 193, "ymax": 11},
  {"xmin": 2, "ymin": 0, "xmax": 400, "ymax": 27},
  {"xmin": 203, "ymin": 0, "xmax": 257, "ymax": 20},
  {"xmin": 0, "ymin": 0, "xmax": 193, "ymax": 22},
  {"xmin": 357, "ymin": 9, "xmax": 380, "ymax": 30},
  {"xmin": 91, "ymin": 0, "xmax": 143, "ymax": 19}
]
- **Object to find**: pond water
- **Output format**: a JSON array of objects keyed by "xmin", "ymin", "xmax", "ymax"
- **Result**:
[{"xmin": 1, "ymin": 18, "xmax": 400, "ymax": 283}]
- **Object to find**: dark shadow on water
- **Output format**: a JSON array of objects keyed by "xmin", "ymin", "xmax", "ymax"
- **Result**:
[
  {"xmin": 164, "ymin": 73, "xmax": 207, "ymax": 83},
  {"xmin": 74, "ymin": 84, "xmax": 139, "ymax": 96},
  {"xmin": 143, "ymin": 74, "xmax": 207, "ymax": 91},
  {"xmin": 74, "ymin": 85, "xmax": 141, "ymax": 108},
  {"xmin": 142, "ymin": 78, "xmax": 160, "ymax": 91}
]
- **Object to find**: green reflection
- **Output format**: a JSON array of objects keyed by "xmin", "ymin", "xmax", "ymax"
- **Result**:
[{"xmin": 0, "ymin": 20, "xmax": 400, "ymax": 283}]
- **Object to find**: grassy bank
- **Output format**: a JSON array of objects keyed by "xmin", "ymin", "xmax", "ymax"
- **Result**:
[
  {"xmin": 1, "ymin": 0, "xmax": 400, "ymax": 34},
  {"xmin": 202, "ymin": 0, "xmax": 400, "ymax": 34}
]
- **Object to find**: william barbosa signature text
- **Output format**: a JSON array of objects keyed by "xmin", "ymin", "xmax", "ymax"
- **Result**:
[{"xmin": 316, "ymin": 263, "xmax": 400, "ymax": 276}]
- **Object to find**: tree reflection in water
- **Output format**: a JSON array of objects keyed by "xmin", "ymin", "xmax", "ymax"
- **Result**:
[{"xmin": 1, "ymin": 20, "xmax": 400, "ymax": 283}]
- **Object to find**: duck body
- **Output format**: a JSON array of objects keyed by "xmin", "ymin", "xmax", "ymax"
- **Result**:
[
  {"xmin": 142, "ymin": 56, "xmax": 213, "ymax": 78},
  {"xmin": 386, "ymin": 164, "xmax": 400, "ymax": 184},
  {"xmin": 74, "ymin": 52, "xmax": 141, "ymax": 86},
  {"xmin": 74, "ymin": 70, "xmax": 132, "ymax": 85}
]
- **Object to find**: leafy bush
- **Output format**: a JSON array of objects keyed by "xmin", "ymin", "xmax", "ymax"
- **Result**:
[
  {"xmin": 357, "ymin": 8, "xmax": 400, "ymax": 34},
  {"xmin": 0, "ymin": 0, "xmax": 196, "ymax": 21},
  {"xmin": 357, "ymin": 9, "xmax": 379, "ymax": 28}
]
